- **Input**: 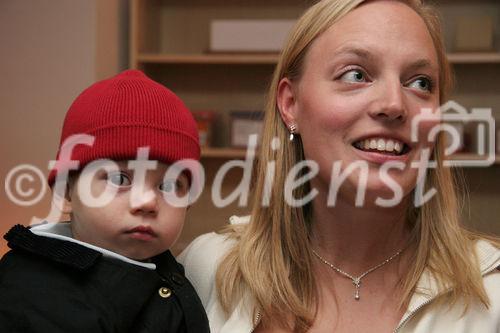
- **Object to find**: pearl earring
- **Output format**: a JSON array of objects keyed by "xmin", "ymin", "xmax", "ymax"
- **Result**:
[{"xmin": 289, "ymin": 124, "xmax": 297, "ymax": 141}]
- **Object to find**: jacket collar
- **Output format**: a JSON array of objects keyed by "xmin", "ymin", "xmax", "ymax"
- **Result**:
[
  {"xmin": 4, "ymin": 223, "xmax": 160, "ymax": 271},
  {"xmin": 30, "ymin": 221, "xmax": 156, "ymax": 269},
  {"xmin": 412, "ymin": 239, "xmax": 500, "ymax": 300},
  {"xmin": 476, "ymin": 239, "xmax": 500, "ymax": 275},
  {"xmin": 4, "ymin": 224, "xmax": 102, "ymax": 271},
  {"xmin": 397, "ymin": 239, "xmax": 500, "ymax": 330}
]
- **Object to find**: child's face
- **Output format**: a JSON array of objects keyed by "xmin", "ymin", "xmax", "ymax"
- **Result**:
[{"xmin": 66, "ymin": 160, "xmax": 189, "ymax": 260}]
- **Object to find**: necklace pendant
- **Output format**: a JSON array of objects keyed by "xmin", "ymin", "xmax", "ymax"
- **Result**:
[
  {"xmin": 353, "ymin": 279, "xmax": 361, "ymax": 301},
  {"xmin": 311, "ymin": 248, "xmax": 406, "ymax": 303}
]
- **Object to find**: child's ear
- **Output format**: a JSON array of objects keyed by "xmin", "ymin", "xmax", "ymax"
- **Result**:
[
  {"xmin": 62, "ymin": 180, "xmax": 75, "ymax": 214},
  {"xmin": 60, "ymin": 194, "xmax": 73, "ymax": 215},
  {"xmin": 51, "ymin": 180, "xmax": 74, "ymax": 215}
]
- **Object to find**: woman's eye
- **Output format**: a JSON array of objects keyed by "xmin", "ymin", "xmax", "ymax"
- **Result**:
[
  {"xmin": 108, "ymin": 172, "xmax": 131, "ymax": 187},
  {"xmin": 339, "ymin": 69, "xmax": 367, "ymax": 83},
  {"xmin": 408, "ymin": 77, "xmax": 433, "ymax": 92}
]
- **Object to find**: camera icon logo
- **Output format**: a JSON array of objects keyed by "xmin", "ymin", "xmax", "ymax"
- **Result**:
[{"xmin": 411, "ymin": 100, "xmax": 496, "ymax": 167}]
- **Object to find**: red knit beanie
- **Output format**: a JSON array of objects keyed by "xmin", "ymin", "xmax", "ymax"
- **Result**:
[{"xmin": 48, "ymin": 70, "xmax": 200, "ymax": 185}]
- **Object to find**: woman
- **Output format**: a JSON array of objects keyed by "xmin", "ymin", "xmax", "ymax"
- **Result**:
[{"xmin": 179, "ymin": 0, "xmax": 500, "ymax": 332}]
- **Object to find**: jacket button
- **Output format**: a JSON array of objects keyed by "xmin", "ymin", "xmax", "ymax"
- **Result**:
[
  {"xmin": 158, "ymin": 287, "xmax": 172, "ymax": 298},
  {"xmin": 171, "ymin": 273, "xmax": 184, "ymax": 286}
]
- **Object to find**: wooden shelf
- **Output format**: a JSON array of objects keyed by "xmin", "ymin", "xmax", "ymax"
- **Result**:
[
  {"xmin": 201, "ymin": 147, "xmax": 247, "ymax": 158},
  {"xmin": 137, "ymin": 52, "xmax": 500, "ymax": 66},
  {"xmin": 449, "ymin": 153, "xmax": 500, "ymax": 165},
  {"xmin": 201, "ymin": 149, "xmax": 500, "ymax": 165},
  {"xmin": 447, "ymin": 53, "xmax": 500, "ymax": 64},
  {"xmin": 138, "ymin": 53, "xmax": 279, "ymax": 65}
]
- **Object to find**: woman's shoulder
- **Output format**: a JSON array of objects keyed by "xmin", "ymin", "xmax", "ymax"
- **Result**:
[
  {"xmin": 178, "ymin": 231, "xmax": 234, "ymax": 268},
  {"xmin": 475, "ymin": 238, "xmax": 500, "ymax": 275},
  {"xmin": 177, "ymin": 215, "xmax": 250, "ymax": 306},
  {"xmin": 473, "ymin": 238, "xmax": 500, "ymax": 321},
  {"xmin": 178, "ymin": 215, "xmax": 249, "ymax": 266},
  {"xmin": 475, "ymin": 238, "xmax": 500, "ymax": 266},
  {"xmin": 475, "ymin": 238, "xmax": 500, "ymax": 292}
]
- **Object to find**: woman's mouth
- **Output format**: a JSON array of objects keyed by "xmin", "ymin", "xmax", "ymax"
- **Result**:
[{"xmin": 352, "ymin": 137, "xmax": 411, "ymax": 156}]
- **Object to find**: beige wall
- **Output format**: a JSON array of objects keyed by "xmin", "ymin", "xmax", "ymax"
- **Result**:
[{"xmin": 0, "ymin": 0, "xmax": 129, "ymax": 255}]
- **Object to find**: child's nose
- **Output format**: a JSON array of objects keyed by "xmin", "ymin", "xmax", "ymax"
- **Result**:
[{"xmin": 130, "ymin": 192, "xmax": 159, "ymax": 216}]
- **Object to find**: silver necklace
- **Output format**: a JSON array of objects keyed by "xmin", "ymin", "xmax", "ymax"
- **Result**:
[{"xmin": 312, "ymin": 248, "xmax": 404, "ymax": 301}]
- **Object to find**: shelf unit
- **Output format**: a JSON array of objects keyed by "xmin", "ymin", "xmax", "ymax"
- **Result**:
[
  {"xmin": 130, "ymin": 0, "xmax": 500, "ymax": 249},
  {"xmin": 130, "ymin": 0, "xmax": 500, "ymax": 157}
]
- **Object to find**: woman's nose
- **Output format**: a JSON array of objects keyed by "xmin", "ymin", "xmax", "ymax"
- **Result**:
[{"xmin": 368, "ymin": 79, "xmax": 407, "ymax": 123}]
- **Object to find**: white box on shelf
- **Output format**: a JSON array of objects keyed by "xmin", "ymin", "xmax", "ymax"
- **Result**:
[
  {"xmin": 496, "ymin": 121, "xmax": 500, "ymax": 153},
  {"xmin": 230, "ymin": 111, "xmax": 264, "ymax": 147},
  {"xmin": 210, "ymin": 19, "xmax": 296, "ymax": 52}
]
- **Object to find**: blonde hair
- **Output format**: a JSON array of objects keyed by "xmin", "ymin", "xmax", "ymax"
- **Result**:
[{"xmin": 216, "ymin": 0, "xmax": 499, "ymax": 331}]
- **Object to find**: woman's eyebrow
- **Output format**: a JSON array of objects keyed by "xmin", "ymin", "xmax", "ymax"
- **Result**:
[
  {"xmin": 331, "ymin": 46, "xmax": 376, "ymax": 61},
  {"xmin": 332, "ymin": 46, "xmax": 437, "ymax": 71},
  {"xmin": 406, "ymin": 59, "xmax": 437, "ymax": 73}
]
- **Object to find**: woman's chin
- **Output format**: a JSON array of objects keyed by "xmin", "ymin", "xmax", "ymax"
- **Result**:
[{"xmin": 335, "ymin": 178, "xmax": 413, "ymax": 208}]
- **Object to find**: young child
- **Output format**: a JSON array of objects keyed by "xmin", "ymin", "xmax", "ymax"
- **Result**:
[{"xmin": 0, "ymin": 70, "xmax": 210, "ymax": 332}]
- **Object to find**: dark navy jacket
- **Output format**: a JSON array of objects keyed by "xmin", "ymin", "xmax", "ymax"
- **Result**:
[{"xmin": 0, "ymin": 224, "xmax": 210, "ymax": 333}]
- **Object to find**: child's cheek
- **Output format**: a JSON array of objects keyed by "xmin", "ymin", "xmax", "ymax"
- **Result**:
[{"xmin": 162, "ymin": 208, "xmax": 187, "ymax": 246}]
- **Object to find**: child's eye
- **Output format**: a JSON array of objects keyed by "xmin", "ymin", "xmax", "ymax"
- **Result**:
[
  {"xmin": 159, "ymin": 179, "xmax": 186, "ymax": 194},
  {"xmin": 159, "ymin": 180, "xmax": 173, "ymax": 193},
  {"xmin": 407, "ymin": 76, "xmax": 434, "ymax": 92},
  {"xmin": 107, "ymin": 172, "xmax": 132, "ymax": 187},
  {"xmin": 159, "ymin": 180, "xmax": 176, "ymax": 193}
]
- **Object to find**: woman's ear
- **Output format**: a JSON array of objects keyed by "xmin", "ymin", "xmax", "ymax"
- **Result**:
[{"xmin": 277, "ymin": 77, "xmax": 299, "ymax": 132}]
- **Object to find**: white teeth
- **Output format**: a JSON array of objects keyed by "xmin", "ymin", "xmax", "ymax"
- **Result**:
[
  {"xmin": 354, "ymin": 137, "xmax": 406, "ymax": 154},
  {"xmin": 386, "ymin": 140, "xmax": 395, "ymax": 151},
  {"xmin": 377, "ymin": 139, "xmax": 385, "ymax": 151},
  {"xmin": 394, "ymin": 142, "xmax": 402, "ymax": 153}
]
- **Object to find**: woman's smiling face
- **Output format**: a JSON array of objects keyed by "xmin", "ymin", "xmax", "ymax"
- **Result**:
[{"xmin": 279, "ymin": 0, "xmax": 441, "ymax": 205}]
